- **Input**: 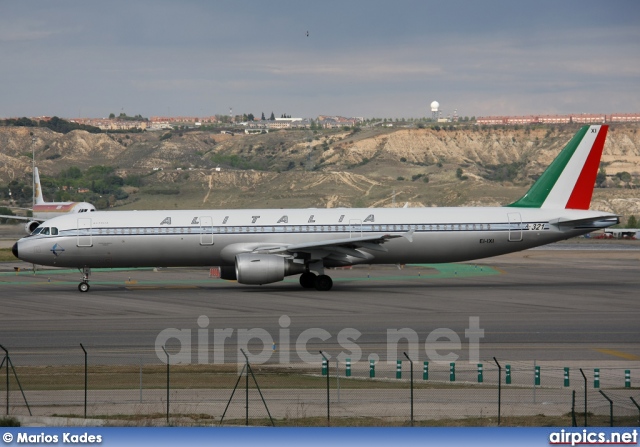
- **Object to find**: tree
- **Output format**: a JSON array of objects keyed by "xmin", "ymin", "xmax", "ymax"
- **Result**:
[
  {"xmin": 109, "ymin": 113, "xmax": 115, "ymax": 119},
  {"xmin": 0, "ymin": 206, "xmax": 15, "ymax": 224},
  {"xmin": 261, "ymin": 112, "xmax": 265, "ymax": 121},
  {"xmin": 616, "ymin": 171, "xmax": 632, "ymax": 186},
  {"xmin": 269, "ymin": 112, "xmax": 275, "ymax": 121},
  {"xmin": 627, "ymin": 215, "xmax": 638, "ymax": 229},
  {"xmin": 596, "ymin": 167, "xmax": 607, "ymax": 187}
]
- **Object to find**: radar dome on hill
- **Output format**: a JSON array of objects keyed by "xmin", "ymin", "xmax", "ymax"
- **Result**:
[{"xmin": 430, "ymin": 101, "xmax": 440, "ymax": 120}]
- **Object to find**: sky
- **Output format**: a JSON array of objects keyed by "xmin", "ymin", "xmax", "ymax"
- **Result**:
[{"xmin": 1, "ymin": 0, "xmax": 639, "ymax": 120}]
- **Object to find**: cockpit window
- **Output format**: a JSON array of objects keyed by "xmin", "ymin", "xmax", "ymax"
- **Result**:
[
  {"xmin": 31, "ymin": 227, "xmax": 43, "ymax": 235},
  {"xmin": 51, "ymin": 227, "xmax": 58, "ymax": 235},
  {"xmin": 41, "ymin": 227, "xmax": 50, "ymax": 235}
]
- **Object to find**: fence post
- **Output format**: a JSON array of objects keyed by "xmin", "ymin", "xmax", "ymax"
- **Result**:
[
  {"xmin": 403, "ymin": 352, "xmax": 414, "ymax": 427},
  {"xmin": 423, "ymin": 361, "xmax": 429, "ymax": 381},
  {"xmin": 161, "ymin": 346, "xmax": 169, "ymax": 425},
  {"xmin": 0, "ymin": 345, "xmax": 31, "ymax": 417},
  {"xmin": 579, "ymin": 368, "xmax": 587, "ymax": 427},
  {"xmin": 319, "ymin": 351, "xmax": 330, "ymax": 426},
  {"xmin": 571, "ymin": 390, "xmax": 577, "ymax": 427},
  {"xmin": 449, "ymin": 362, "xmax": 455, "ymax": 382},
  {"xmin": 477, "ymin": 364, "xmax": 483, "ymax": 383},
  {"xmin": 594, "ymin": 368, "xmax": 600, "ymax": 388},
  {"xmin": 396, "ymin": 360, "xmax": 402, "ymax": 379},
  {"xmin": 494, "ymin": 357, "xmax": 502, "ymax": 426},
  {"xmin": 1, "ymin": 345, "xmax": 8, "ymax": 415},
  {"xmin": 599, "ymin": 390, "xmax": 614, "ymax": 427},
  {"xmin": 630, "ymin": 397, "xmax": 640, "ymax": 426},
  {"xmin": 564, "ymin": 367, "xmax": 570, "ymax": 387},
  {"xmin": 80, "ymin": 343, "xmax": 87, "ymax": 419},
  {"xmin": 625, "ymin": 370, "xmax": 631, "ymax": 388}
]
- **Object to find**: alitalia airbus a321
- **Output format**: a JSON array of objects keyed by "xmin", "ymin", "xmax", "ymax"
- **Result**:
[{"xmin": 12, "ymin": 125, "xmax": 618, "ymax": 292}]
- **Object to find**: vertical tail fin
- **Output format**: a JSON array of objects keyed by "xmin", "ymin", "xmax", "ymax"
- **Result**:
[
  {"xmin": 508, "ymin": 125, "xmax": 608, "ymax": 210},
  {"xmin": 33, "ymin": 167, "xmax": 45, "ymax": 205}
]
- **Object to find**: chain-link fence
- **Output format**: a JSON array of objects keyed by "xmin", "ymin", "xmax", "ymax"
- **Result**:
[{"xmin": 1, "ymin": 347, "xmax": 638, "ymax": 426}]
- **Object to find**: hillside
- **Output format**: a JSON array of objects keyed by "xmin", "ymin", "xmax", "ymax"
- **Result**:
[{"xmin": 1, "ymin": 124, "xmax": 639, "ymax": 219}]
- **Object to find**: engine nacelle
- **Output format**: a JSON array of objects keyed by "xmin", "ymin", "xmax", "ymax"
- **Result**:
[
  {"xmin": 219, "ymin": 266, "xmax": 237, "ymax": 280},
  {"xmin": 25, "ymin": 221, "xmax": 40, "ymax": 234},
  {"xmin": 235, "ymin": 253, "xmax": 305, "ymax": 285}
]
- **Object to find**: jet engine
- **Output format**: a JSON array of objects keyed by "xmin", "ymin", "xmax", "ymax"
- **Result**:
[
  {"xmin": 235, "ymin": 253, "xmax": 305, "ymax": 285},
  {"xmin": 219, "ymin": 266, "xmax": 237, "ymax": 280},
  {"xmin": 25, "ymin": 221, "xmax": 41, "ymax": 234}
]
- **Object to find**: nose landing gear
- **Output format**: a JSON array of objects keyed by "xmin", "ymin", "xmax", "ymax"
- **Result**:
[{"xmin": 78, "ymin": 267, "xmax": 91, "ymax": 292}]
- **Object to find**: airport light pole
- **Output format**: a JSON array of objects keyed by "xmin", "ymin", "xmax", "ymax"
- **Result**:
[{"xmin": 31, "ymin": 137, "xmax": 36, "ymax": 207}]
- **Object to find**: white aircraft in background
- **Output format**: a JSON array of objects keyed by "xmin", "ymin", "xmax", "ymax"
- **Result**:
[
  {"xmin": 1, "ymin": 167, "xmax": 96, "ymax": 233},
  {"xmin": 12, "ymin": 125, "xmax": 617, "ymax": 292}
]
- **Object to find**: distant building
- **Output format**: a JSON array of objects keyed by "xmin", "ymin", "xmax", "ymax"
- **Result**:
[
  {"xmin": 70, "ymin": 118, "xmax": 148, "ymax": 131},
  {"xmin": 476, "ymin": 113, "xmax": 638, "ymax": 126},
  {"xmin": 317, "ymin": 115, "xmax": 360, "ymax": 128},
  {"xmin": 610, "ymin": 113, "xmax": 640, "ymax": 123}
]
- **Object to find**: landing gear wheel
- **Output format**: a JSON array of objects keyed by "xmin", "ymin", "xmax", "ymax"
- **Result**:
[
  {"xmin": 300, "ymin": 272, "xmax": 317, "ymax": 288},
  {"xmin": 78, "ymin": 282, "xmax": 90, "ymax": 293},
  {"xmin": 315, "ymin": 275, "xmax": 333, "ymax": 291}
]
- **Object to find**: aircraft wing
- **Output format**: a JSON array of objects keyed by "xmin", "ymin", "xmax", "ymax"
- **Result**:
[
  {"xmin": 0, "ymin": 214, "xmax": 41, "ymax": 222},
  {"xmin": 254, "ymin": 231, "xmax": 413, "ymax": 260}
]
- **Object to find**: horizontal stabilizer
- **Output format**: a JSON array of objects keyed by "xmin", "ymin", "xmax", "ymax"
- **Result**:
[{"xmin": 549, "ymin": 215, "xmax": 619, "ymax": 229}]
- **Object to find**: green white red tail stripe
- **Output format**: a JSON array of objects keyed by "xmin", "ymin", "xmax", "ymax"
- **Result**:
[{"xmin": 508, "ymin": 125, "xmax": 608, "ymax": 210}]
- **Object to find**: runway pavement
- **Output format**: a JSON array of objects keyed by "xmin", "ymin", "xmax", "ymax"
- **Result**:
[{"xmin": 1, "ymin": 240, "xmax": 639, "ymax": 367}]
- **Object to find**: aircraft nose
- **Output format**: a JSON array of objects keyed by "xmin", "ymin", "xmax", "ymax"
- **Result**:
[{"xmin": 12, "ymin": 242, "xmax": 18, "ymax": 259}]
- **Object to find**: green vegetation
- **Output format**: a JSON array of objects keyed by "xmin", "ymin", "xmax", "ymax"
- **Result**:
[
  {"xmin": 0, "ymin": 207, "xmax": 15, "ymax": 224},
  {"xmin": 0, "ymin": 116, "xmax": 101, "ymax": 134},
  {"xmin": 0, "ymin": 166, "xmax": 137, "ymax": 209},
  {"xmin": 0, "ymin": 416, "xmax": 21, "ymax": 427},
  {"xmin": 0, "ymin": 249, "xmax": 17, "ymax": 262},
  {"xmin": 210, "ymin": 153, "xmax": 264, "ymax": 170},
  {"xmin": 108, "ymin": 112, "xmax": 147, "ymax": 121},
  {"xmin": 481, "ymin": 162, "xmax": 525, "ymax": 183}
]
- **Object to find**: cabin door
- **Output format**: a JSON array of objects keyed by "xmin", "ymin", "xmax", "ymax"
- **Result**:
[
  {"xmin": 507, "ymin": 212, "xmax": 523, "ymax": 242},
  {"xmin": 200, "ymin": 216, "xmax": 214, "ymax": 245},
  {"xmin": 77, "ymin": 218, "xmax": 93, "ymax": 247}
]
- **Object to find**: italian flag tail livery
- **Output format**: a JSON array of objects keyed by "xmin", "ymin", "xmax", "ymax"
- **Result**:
[{"xmin": 508, "ymin": 125, "xmax": 608, "ymax": 210}]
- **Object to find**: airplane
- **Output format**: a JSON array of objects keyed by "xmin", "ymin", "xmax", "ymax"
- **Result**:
[
  {"xmin": 1, "ymin": 167, "xmax": 96, "ymax": 233},
  {"xmin": 11, "ymin": 125, "xmax": 618, "ymax": 292}
]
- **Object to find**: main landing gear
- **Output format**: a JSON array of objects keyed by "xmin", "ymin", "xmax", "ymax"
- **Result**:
[
  {"xmin": 78, "ymin": 267, "xmax": 91, "ymax": 292},
  {"xmin": 299, "ymin": 272, "xmax": 334, "ymax": 291}
]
